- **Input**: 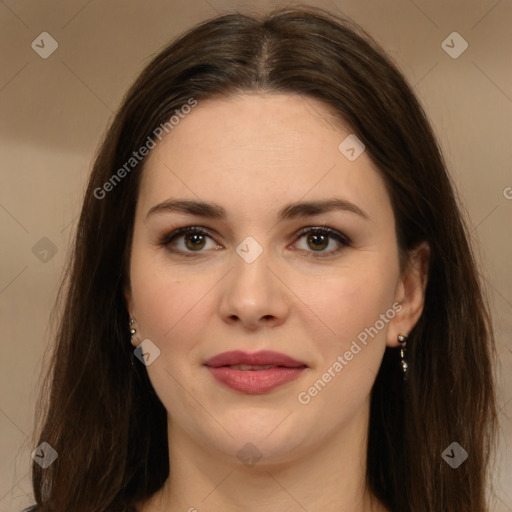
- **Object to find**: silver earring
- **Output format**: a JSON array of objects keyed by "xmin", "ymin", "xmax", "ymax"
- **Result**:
[
  {"xmin": 129, "ymin": 318, "xmax": 137, "ymax": 367},
  {"xmin": 397, "ymin": 334, "xmax": 409, "ymax": 381},
  {"xmin": 129, "ymin": 318, "xmax": 137, "ymax": 337}
]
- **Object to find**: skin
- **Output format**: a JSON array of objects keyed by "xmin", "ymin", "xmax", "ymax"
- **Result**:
[{"xmin": 125, "ymin": 92, "xmax": 429, "ymax": 512}]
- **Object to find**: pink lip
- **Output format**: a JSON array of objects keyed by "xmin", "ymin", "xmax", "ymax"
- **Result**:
[
  {"xmin": 204, "ymin": 350, "xmax": 307, "ymax": 368},
  {"xmin": 203, "ymin": 350, "xmax": 308, "ymax": 394}
]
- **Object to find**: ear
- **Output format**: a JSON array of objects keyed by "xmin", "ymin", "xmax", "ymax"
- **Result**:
[
  {"xmin": 387, "ymin": 241, "xmax": 430, "ymax": 347},
  {"xmin": 124, "ymin": 281, "xmax": 133, "ymax": 317},
  {"xmin": 124, "ymin": 284, "xmax": 140, "ymax": 348}
]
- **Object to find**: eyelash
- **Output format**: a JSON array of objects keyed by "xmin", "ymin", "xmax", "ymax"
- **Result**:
[{"xmin": 158, "ymin": 225, "xmax": 351, "ymax": 259}]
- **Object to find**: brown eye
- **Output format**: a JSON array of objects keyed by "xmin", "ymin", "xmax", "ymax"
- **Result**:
[
  {"xmin": 294, "ymin": 227, "xmax": 351, "ymax": 258},
  {"xmin": 306, "ymin": 232, "xmax": 329, "ymax": 251},
  {"xmin": 160, "ymin": 227, "xmax": 218, "ymax": 256},
  {"xmin": 183, "ymin": 232, "xmax": 207, "ymax": 251}
]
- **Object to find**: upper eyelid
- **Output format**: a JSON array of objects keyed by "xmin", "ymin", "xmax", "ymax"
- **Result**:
[{"xmin": 296, "ymin": 226, "xmax": 351, "ymax": 243}]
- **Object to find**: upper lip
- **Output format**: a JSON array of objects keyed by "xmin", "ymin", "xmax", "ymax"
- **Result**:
[{"xmin": 203, "ymin": 350, "xmax": 308, "ymax": 368}]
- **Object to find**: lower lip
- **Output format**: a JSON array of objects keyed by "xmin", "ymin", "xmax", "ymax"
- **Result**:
[{"xmin": 206, "ymin": 366, "xmax": 307, "ymax": 394}]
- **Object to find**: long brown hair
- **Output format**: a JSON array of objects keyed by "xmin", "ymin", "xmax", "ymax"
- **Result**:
[{"xmin": 24, "ymin": 5, "xmax": 499, "ymax": 511}]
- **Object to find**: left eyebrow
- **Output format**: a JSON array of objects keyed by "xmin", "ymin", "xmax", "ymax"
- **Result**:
[
  {"xmin": 279, "ymin": 198, "xmax": 369, "ymax": 221},
  {"xmin": 145, "ymin": 198, "xmax": 370, "ymax": 222}
]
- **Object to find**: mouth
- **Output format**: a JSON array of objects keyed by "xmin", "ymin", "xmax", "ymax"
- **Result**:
[
  {"xmin": 225, "ymin": 364, "xmax": 293, "ymax": 370},
  {"xmin": 203, "ymin": 350, "xmax": 307, "ymax": 368},
  {"xmin": 203, "ymin": 350, "xmax": 308, "ymax": 394}
]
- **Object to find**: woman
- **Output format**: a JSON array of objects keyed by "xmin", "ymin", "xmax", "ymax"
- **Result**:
[{"xmin": 24, "ymin": 5, "xmax": 499, "ymax": 511}]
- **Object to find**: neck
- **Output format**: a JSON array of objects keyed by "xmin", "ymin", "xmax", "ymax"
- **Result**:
[{"xmin": 140, "ymin": 397, "xmax": 389, "ymax": 512}]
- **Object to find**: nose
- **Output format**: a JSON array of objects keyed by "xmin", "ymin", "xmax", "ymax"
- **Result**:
[{"xmin": 218, "ymin": 245, "xmax": 290, "ymax": 331}]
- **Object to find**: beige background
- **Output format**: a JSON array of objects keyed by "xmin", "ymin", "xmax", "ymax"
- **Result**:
[{"xmin": 0, "ymin": 0, "xmax": 511, "ymax": 510}]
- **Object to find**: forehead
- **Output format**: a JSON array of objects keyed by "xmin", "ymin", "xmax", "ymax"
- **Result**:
[
  {"xmin": 137, "ymin": 93, "xmax": 391, "ymax": 223},
  {"xmin": 146, "ymin": 93, "xmax": 345, "ymax": 165}
]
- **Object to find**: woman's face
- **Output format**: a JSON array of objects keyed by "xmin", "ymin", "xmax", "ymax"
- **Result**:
[{"xmin": 126, "ymin": 93, "xmax": 423, "ymax": 465}]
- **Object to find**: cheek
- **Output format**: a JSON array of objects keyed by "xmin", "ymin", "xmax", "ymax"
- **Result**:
[
  {"xmin": 293, "ymin": 265, "xmax": 398, "ymax": 415},
  {"xmin": 131, "ymin": 266, "xmax": 207, "ymax": 350},
  {"xmin": 128, "ymin": 243, "xmax": 227, "ymax": 375},
  {"xmin": 129, "ymin": 264, "xmax": 211, "ymax": 403},
  {"xmin": 295, "ymin": 258, "xmax": 399, "ymax": 346}
]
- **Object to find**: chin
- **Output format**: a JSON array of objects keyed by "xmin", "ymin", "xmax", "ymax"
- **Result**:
[{"xmin": 203, "ymin": 419, "xmax": 311, "ymax": 467}]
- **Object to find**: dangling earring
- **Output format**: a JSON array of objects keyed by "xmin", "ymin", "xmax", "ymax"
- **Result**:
[
  {"xmin": 129, "ymin": 318, "xmax": 138, "ymax": 366},
  {"xmin": 397, "ymin": 334, "xmax": 409, "ymax": 381},
  {"xmin": 129, "ymin": 318, "xmax": 137, "ymax": 338}
]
